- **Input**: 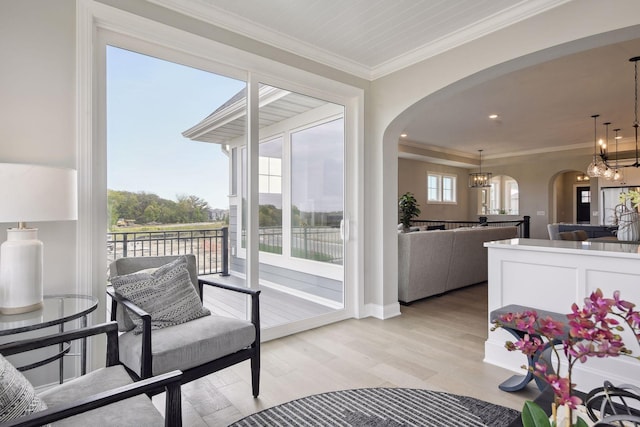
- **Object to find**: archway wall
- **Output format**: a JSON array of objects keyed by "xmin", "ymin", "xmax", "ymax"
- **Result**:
[
  {"xmin": 549, "ymin": 170, "xmax": 594, "ymax": 225},
  {"xmin": 364, "ymin": 1, "xmax": 640, "ymax": 311}
]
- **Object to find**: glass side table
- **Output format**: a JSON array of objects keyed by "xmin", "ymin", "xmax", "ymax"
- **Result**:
[{"xmin": 0, "ymin": 294, "xmax": 98, "ymax": 383}]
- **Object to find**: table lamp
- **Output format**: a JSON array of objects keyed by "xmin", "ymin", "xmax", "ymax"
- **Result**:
[{"xmin": 0, "ymin": 163, "xmax": 77, "ymax": 314}]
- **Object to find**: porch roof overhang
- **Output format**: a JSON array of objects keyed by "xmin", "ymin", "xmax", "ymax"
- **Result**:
[{"xmin": 182, "ymin": 85, "xmax": 327, "ymax": 144}]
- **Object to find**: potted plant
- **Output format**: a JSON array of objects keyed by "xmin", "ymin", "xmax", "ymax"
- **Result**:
[
  {"xmin": 398, "ymin": 192, "xmax": 421, "ymax": 232},
  {"xmin": 493, "ymin": 289, "xmax": 640, "ymax": 427}
]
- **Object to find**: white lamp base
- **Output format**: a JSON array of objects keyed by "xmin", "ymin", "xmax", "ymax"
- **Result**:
[{"xmin": 0, "ymin": 228, "xmax": 43, "ymax": 315}]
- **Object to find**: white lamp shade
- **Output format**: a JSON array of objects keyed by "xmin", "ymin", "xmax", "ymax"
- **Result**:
[{"xmin": 0, "ymin": 163, "xmax": 77, "ymax": 223}]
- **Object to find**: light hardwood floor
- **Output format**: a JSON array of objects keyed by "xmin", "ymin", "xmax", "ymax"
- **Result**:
[{"xmin": 154, "ymin": 282, "xmax": 539, "ymax": 426}]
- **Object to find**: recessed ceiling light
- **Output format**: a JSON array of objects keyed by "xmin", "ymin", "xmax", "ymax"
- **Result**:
[
  {"xmin": 489, "ymin": 114, "xmax": 499, "ymax": 119},
  {"xmin": 400, "ymin": 133, "xmax": 407, "ymax": 138}
]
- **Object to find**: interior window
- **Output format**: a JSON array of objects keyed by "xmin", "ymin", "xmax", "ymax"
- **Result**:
[{"xmin": 427, "ymin": 172, "xmax": 457, "ymax": 203}]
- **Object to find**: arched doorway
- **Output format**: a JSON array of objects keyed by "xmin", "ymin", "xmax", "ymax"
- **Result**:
[{"xmin": 550, "ymin": 170, "xmax": 592, "ymax": 224}]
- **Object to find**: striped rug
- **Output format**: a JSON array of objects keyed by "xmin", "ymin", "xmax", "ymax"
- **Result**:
[{"xmin": 229, "ymin": 387, "xmax": 520, "ymax": 426}]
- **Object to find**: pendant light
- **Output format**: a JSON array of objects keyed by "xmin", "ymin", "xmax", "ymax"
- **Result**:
[
  {"xmin": 468, "ymin": 149, "xmax": 492, "ymax": 188},
  {"xmin": 612, "ymin": 128, "xmax": 624, "ymax": 182},
  {"xmin": 601, "ymin": 122, "xmax": 614, "ymax": 180},
  {"xmin": 587, "ymin": 114, "xmax": 607, "ymax": 177}
]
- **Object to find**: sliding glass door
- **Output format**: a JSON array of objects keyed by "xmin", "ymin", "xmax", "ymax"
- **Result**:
[
  {"xmin": 98, "ymin": 26, "xmax": 357, "ymax": 341},
  {"xmin": 238, "ymin": 84, "xmax": 346, "ymax": 332}
]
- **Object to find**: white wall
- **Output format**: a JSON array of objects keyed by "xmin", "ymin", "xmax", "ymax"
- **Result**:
[
  {"xmin": 0, "ymin": 0, "xmax": 78, "ymax": 386},
  {"xmin": 0, "ymin": 1, "xmax": 77, "ymax": 293},
  {"xmin": 398, "ymin": 158, "xmax": 470, "ymax": 222}
]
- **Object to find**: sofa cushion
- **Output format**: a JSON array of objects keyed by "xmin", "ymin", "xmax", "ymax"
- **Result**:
[
  {"xmin": 0, "ymin": 354, "xmax": 47, "ymax": 422},
  {"xmin": 119, "ymin": 314, "xmax": 256, "ymax": 377},
  {"xmin": 446, "ymin": 226, "xmax": 517, "ymax": 291},
  {"xmin": 559, "ymin": 230, "xmax": 588, "ymax": 241},
  {"xmin": 111, "ymin": 255, "xmax": 211, "ymax": 334},
  {"xmin": 38, "ymin": 365, "xmax": 164, "ymax": 427},
  {"xmin": 398, "ymin": 226, "xmax": 518, "ymax": 303}
]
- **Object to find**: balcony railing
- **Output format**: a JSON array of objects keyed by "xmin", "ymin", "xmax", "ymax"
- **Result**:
[
  {"xmin": 244, "ymin": 226, "xmax": 343, "ymax": 264},
  {"xmin": 411, "ymin": 215, "xmax": 530, "ymax": 238},
  {"xmin": 107, "ymin": 227, "xmax": 229, "ymax": 275}
]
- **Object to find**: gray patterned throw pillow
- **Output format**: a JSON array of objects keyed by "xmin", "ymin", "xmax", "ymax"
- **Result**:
[
  {"xmin": 0, "ymin": 354, "xmax": 47, "ymax": 422},
  {"xmin": 111, "ymin": 256, "xmax": 211, "ymax": 334}
]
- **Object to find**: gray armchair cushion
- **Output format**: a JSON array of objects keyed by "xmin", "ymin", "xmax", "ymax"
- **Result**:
[
  {"xmin": 111, "ymin": 256, "xmax": 210, "ymax": 334},
  {"xmin": 119, "ymin": 314, "xmax": 256, "ymax": 377},
  {"xmin": 0, "ymin": 354, "xmax": 47, "ymax": 422},
  {"xmin": 38, "ymin": 365, "xmax": 164, "ymax": 427},
  {"xmin": 110, "ymin": 255, "xmax": 199, "ymax": 332}
]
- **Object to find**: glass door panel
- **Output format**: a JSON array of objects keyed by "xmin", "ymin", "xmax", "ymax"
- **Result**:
[
  {"xmin": 256, "ymin": 84, "xmax": 345, "ymax": 329},
  {"xmin": 258, "ymin": 137, "xmax": 283, "ymax": 255},
  {"xmin": 106, "ymin": 45, "xmax": 249, "ymax": 320},
  {"xmin": 291, "ymin": 118, "xmax": 344, "ymax": 265}
]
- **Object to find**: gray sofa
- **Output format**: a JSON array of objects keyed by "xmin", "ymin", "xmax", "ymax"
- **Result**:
[{"xmin": 398, "ymin": 226, "xmax": 518, "ymax": 303}]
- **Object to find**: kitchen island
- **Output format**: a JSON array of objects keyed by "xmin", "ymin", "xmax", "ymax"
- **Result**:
[{"xmin": 484, "ymin": 238, "xmax": 640, "ymax": 392}]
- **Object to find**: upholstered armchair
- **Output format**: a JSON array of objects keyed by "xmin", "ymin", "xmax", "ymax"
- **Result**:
[
  {"xmin": 0, "ymin": 321, "xmax": 182, "ymax": 427},
  {"xmin": 106, "ymin": 254, "xmax": 261, "ymax": 397}
]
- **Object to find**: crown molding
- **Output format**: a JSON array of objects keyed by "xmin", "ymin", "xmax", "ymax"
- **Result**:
[
  {"xmin": 146, "ymin": 0, "xmax": 372, "ymax": 79},
  {"xmin": 148, "ymin": 0, "xmax": 569, "ymax": 81},
  {"xmin": 400, "ymin": 139, "xmax": 594, "ymax": 164}
]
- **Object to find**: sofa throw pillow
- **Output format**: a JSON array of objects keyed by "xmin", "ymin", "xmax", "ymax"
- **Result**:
[
  {"xmin": 110, "ymin": 267, "xmax": 162, "ymax": 332},
  {"xmin": 0, "ymin": 354, "xmax": 47, "ymax": 422},
  {"xmin": 111, "ymin": 256, "xmax": 211, "ymax": 334}
]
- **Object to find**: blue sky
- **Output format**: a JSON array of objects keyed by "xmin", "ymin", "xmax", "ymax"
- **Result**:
[{"xmin": 107, "ymin": 46, "xmax": 245, "ymax": 209}]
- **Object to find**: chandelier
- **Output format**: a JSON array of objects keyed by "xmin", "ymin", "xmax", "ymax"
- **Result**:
[
  {"xmin": 468, "ymin": 149, "xmax": 492, "ymax": 188},
  {"xmin": 586, "ymin": 56, "xmax": 640, "ymax": 179}
]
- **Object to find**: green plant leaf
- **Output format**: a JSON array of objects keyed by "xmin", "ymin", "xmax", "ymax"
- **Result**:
[
  {"xmin": 575, "ymin": 416, "xmax": 589, "ymax": 427},
  {"xmin": 521, "ymin": 401, "xmax": 551, "ymax": 427}
]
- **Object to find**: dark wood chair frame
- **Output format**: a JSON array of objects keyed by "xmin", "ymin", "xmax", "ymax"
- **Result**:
[
  {"xmin": 0, "ymin": 321, "xmax": 182, "ymax": 427},
  {"xmin": 107, "ymin": 277, "xmax": 261, "ymax": 397}
]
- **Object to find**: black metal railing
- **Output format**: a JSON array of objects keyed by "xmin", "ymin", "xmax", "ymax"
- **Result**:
[
  {"xmin": 412, "ymin": 215, "xmax": 530, "ymax": 238},
  {"xmin": 243, "ymin": 226, "xmax": 343, "ymax": 264},
  {"xmin": 107, "ymin": 227, "xmax": 229, "ymax": 275}
]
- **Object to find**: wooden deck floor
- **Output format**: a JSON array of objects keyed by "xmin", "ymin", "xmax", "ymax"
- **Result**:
[{"xmin": 199, "ymin": 274, "xmax": 336, "ymax": 328}]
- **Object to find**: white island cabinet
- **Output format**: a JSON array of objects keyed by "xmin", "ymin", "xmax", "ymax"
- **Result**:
[{"xmin": 484, "ymin": 238, "xmax": 640, "ymax": 392}]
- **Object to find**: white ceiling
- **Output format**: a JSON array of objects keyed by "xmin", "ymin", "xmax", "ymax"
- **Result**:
[
  {"xmin": 150, "ymin": 0, "xmax": 568, "ymax": 79},
  {"xmin": 153, "ymin": 0, "xmax": 640, "ymax": 162}
]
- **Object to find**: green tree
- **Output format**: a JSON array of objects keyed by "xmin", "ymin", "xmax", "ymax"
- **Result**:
[
  {"xmin": 108, "ymin": 190, "xmax": 214, "ymax": 229},
  {"xmin": 142, "ymin": 202, "xmax": 161, "ymax": 223}
]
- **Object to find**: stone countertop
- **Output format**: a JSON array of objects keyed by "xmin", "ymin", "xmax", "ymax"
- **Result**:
[{"xmin": 484, "ymin": 238, "xmax": 640, "ymax": 259}]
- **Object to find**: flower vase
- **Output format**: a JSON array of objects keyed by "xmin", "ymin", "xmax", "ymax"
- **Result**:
[
  {"xmin": 617, "ymin": 211, "xmax": 640, "ymax": 242},
  {"xmin": 553, "ymin": 404, "xmax": 594, "ymax": 427}
]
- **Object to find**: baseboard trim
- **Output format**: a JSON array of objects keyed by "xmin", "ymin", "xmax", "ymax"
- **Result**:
[{"xmin": 364, "ymin": 302, "xmax": 402, "ymax": 319}]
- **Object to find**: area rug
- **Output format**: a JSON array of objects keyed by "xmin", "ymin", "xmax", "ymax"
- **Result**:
[{"xmin": 229, "ymin": 387, "xmax": 520, "ymax": 426}]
